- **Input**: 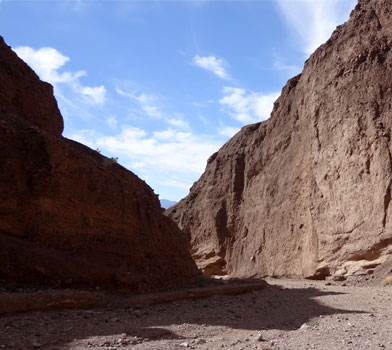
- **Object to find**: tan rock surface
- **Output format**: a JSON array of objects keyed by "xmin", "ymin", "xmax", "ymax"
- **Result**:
[
  {"xmin": 0, "ymin": 36, "xmax": 198, "ymax": 292},
  {"xmin": 167, "ymin": 0, "xmax": 392, "ymax": 280}
]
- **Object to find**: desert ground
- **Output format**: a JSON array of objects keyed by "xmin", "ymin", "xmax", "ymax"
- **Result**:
[{"xmin": 0, "ymin": 277, "xmax": 391, "ymax": 350}]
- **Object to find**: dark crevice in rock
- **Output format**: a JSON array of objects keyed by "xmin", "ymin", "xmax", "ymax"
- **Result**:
[
  {"xmin": 306, "ymin": 266, "xmax": 331, "ymax": 280},
  {"xmin": 348, "ymin": 237, "xmax": 392, "ymax": 262},
  {"xmin": 382, "ymin": 182, "xmax": 392, "ymax": 228},
  {"xmin": 232, "ymin": 156, "xmax": 245, "ymax": 203}
]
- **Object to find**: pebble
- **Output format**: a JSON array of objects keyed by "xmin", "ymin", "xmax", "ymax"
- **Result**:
[
  {"xmin": 180, "ymin": 342, "xmax": 190, "ymax": 347},
  {"xmin": 254, "ymin": 331, "xmax": 265, "ymax": 342}
]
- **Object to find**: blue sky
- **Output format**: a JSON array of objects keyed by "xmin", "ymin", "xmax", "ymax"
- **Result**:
[{"xmin": 0, "ymin": 0, "xmax": 356, "ymax": 201}]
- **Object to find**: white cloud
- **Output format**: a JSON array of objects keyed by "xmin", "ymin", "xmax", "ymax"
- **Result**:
[
  {"xmin": 116, "ymin": 88, "xmax": 163, "ymax": 119},
  {"xmin": 71, "ymin": 127, "xmax": 221, "ymax": 192},
  {"xmin": 81, "ymin": 86, "xmax": 106, "ymax": 105},
  {"xmin": 273, "ymin": 60, "xmax": 301, "ymax": 75},
  {"xmin": 167, "ymin": 118, "xmax": 190, "ymax": 130},
  {"xmin": 276, "ymin": 0, "xmax": 356, "ymax": 55},
  {"xmin": 218, "ymin": 124, "xmax": 240, "ymax": 138},
  {"xmin": 13, "ymin": 46, "xmax": 84, "ymax": 84},
  {"xmin": 116, "ymin": 88, "xmax": 190, "ymax": 130},
  {"xmin": 161, "ymin": 180, "xmax": 191, "ymax": 190},
  {"xmin": 13, "ymin": 46, "xmax": 106, "ymax": 106},
  {"xmin": 220, "ymin": 87, "xmax": 279, "ymax": 123},
  {"xmin": 107, "ymin": 116, "xmax": 118, "ymax": 128},
  {"xmin": 192, "ymin": 55, "xmax": 231, "ymax": 80}
]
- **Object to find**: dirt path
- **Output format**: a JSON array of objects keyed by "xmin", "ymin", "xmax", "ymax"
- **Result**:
[{"xmin": 0, "ymin": 279, "xmax": 391, "ymax": 350}]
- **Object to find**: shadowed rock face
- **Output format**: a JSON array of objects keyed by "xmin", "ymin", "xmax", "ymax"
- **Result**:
[
  {"xmin": 167, "ymin": 0, "xmax": 392, "ymax": 280},
  {"xmin": 0, "ymin": 36, "xmax": 198, "ymax": 292}
]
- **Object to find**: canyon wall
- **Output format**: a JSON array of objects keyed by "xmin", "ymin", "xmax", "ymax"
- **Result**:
[
  {"xmin": 0, "ymin": 36, "xmax": 198, "ymax": 292},
  {"xmin": 167, "ymin": 0, "xmax": 392, "ymax": 279}
]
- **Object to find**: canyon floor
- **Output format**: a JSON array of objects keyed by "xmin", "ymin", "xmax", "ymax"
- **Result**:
[{"xmin": 0, "ymin": 278, "xmax": 391, "ymax": 350}]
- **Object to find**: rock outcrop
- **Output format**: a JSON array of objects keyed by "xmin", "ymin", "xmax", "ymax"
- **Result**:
[
  {"xmin": 167, "ymin": 0, "xmax": 392, "ymax": 280},
  {"xmin": 0, "ymin": 37, "xmax": 63, "ymax": 135},
  {"xmin": 0, "ymin": 36, "xmax": 198, "ymax": 292}
]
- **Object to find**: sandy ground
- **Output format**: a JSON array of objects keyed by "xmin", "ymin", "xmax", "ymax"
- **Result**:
[{"xmin": 0, "ymin": 278, "xmax": 391, "ymax": 350}]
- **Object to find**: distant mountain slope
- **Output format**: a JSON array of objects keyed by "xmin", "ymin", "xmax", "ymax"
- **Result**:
[
  {"xmin": 160, "ymin": 199, "xmax": 177, "ymax": 209},
  {"xmin": 0, "ymin": 36, "xmax": 198, "ymax": 292},
  {"xmin": 167, "ymin": 0, "xmax": 392, "ymax": 280}
]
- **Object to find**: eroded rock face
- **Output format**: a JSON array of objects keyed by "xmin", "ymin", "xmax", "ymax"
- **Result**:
[
  {"xmin": 0, "ymin": 36, "xmax": 198, "ymax": 292},
  {"xmin": 167, "ymin": 0, "xmax": 392, "ymax": 280}
]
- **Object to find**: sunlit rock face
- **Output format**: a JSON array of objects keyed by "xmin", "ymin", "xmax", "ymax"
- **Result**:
[
  {"xmin": 0, "ymin": 36, "xmax": 198, "ymax": 292},
  {"xmin": 167, "ymin": 0, "xmax": 392, "ymax": 280}
]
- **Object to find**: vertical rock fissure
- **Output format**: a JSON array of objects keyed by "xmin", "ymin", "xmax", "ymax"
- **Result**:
[
  {"xmin": 382, "ymin": 146, "xmax": 392, "ymax": 229},
  {"xmin": 313, "ymin": 108, "xmax": 322, "ymax": 151},
  {"xmin": 382, "ymin": 184, "xmax": 391, "ymax": 229},
  {"xmin": 232, "ymin": 155, "xmax": 245, "ymax": 204}
]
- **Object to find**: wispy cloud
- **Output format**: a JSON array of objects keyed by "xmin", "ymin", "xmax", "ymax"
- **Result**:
[
  {"xmin": 167, "ymin": 118, "xmax": 190, "ymax": 130},
  {"xmin": 13, "ymin": 46, "xmax": 106, "ymax": 106},
  {"xmin": 273, "ymin": 59, "xmax": 301, "ymax": 76},
  {"xmin": 106, "ymin": 116, "xmax": 118, "ymax": 129},
  {"xmin": 220, "ymin": 87, "xmax": 279, "ymax": 124},
  {"xmin": 116, "ymin": 88, "xmax": 163, "ymax": 119},
  {"xmin": 81, "ymin": 86, "xmax": 106, "ymax": 105},
  {"xmin": 192, "ymin": 54, "xmax": 231, "ymax": 80},
  {"xmin": 276, "ymin": 0, "xmax": 356, "ymax": 55},
  {"xmin": 218, "ymin": 124, "xmax": 240, "ymax": 138},
  {"xmin": 116, "ymin": 87, "xmax": 190, "ymax": 129}
]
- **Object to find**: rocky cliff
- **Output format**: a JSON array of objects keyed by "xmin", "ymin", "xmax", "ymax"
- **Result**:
[
  {"xmin": 0, "ymin": 36, "xmax": 198, "ymax": 292},
  {"xmin": 167, "ymin": 0, "xmax": 392, "ymax": 280}
]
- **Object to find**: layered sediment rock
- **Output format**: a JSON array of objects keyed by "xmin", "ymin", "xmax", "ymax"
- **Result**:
[
  {"xmin": 0, "ymin": 36, "xmax": 198, "ymax": 292},
  {"xmin": 167, "ymin": 0, "xmax": 392, "ymax": 279}
]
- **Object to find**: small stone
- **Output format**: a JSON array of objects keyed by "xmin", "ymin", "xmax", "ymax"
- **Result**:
[
  {"xmin": 32, "ymin": 342, "xmax": 42, "ymax": 349},
  {"xmin": 254, "ymin": 331, "xmax": 265, "ymax": 342},
  {"xmin": 180, "ymin": 342, "xmax": 190, "ymax": 347},
  {"xmin": 299, "ymin": 323, "xmax": 309, "ymax": 330}
]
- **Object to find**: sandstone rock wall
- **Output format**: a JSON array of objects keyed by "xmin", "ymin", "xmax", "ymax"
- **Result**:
[
  {"xmin": 167, "ymin": 0, "xmax": 392, "ymax": 279},
  {"xmin": 0, "ymin": 36, "xmax": 198, "ymax": 292}
]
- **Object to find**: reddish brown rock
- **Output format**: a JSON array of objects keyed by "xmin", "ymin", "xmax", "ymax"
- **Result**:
[
  {"xmin": 167, "ymin": 0, "xmax": 392, "ymax": 280},
  {"xmin": 0, "ymin": 36, "xmax": 198, "ymax": 292},
  {"xmin": 0, "ymin": 37, "xmax": 63, "ymax": 135}
]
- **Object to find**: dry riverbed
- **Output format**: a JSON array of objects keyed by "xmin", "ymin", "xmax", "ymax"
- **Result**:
[{"xmin": 0, "ymin": 278, "xmax": 391, "ymax": 350}]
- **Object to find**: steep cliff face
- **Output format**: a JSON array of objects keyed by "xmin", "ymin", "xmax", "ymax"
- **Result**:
[
  {"xmin": 0, "ymin": 36, "xmax": 198, "ymax": 292},
  {"xmin": 167, "ymin": 0, "xmax": 392, "ymax": 279}
]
